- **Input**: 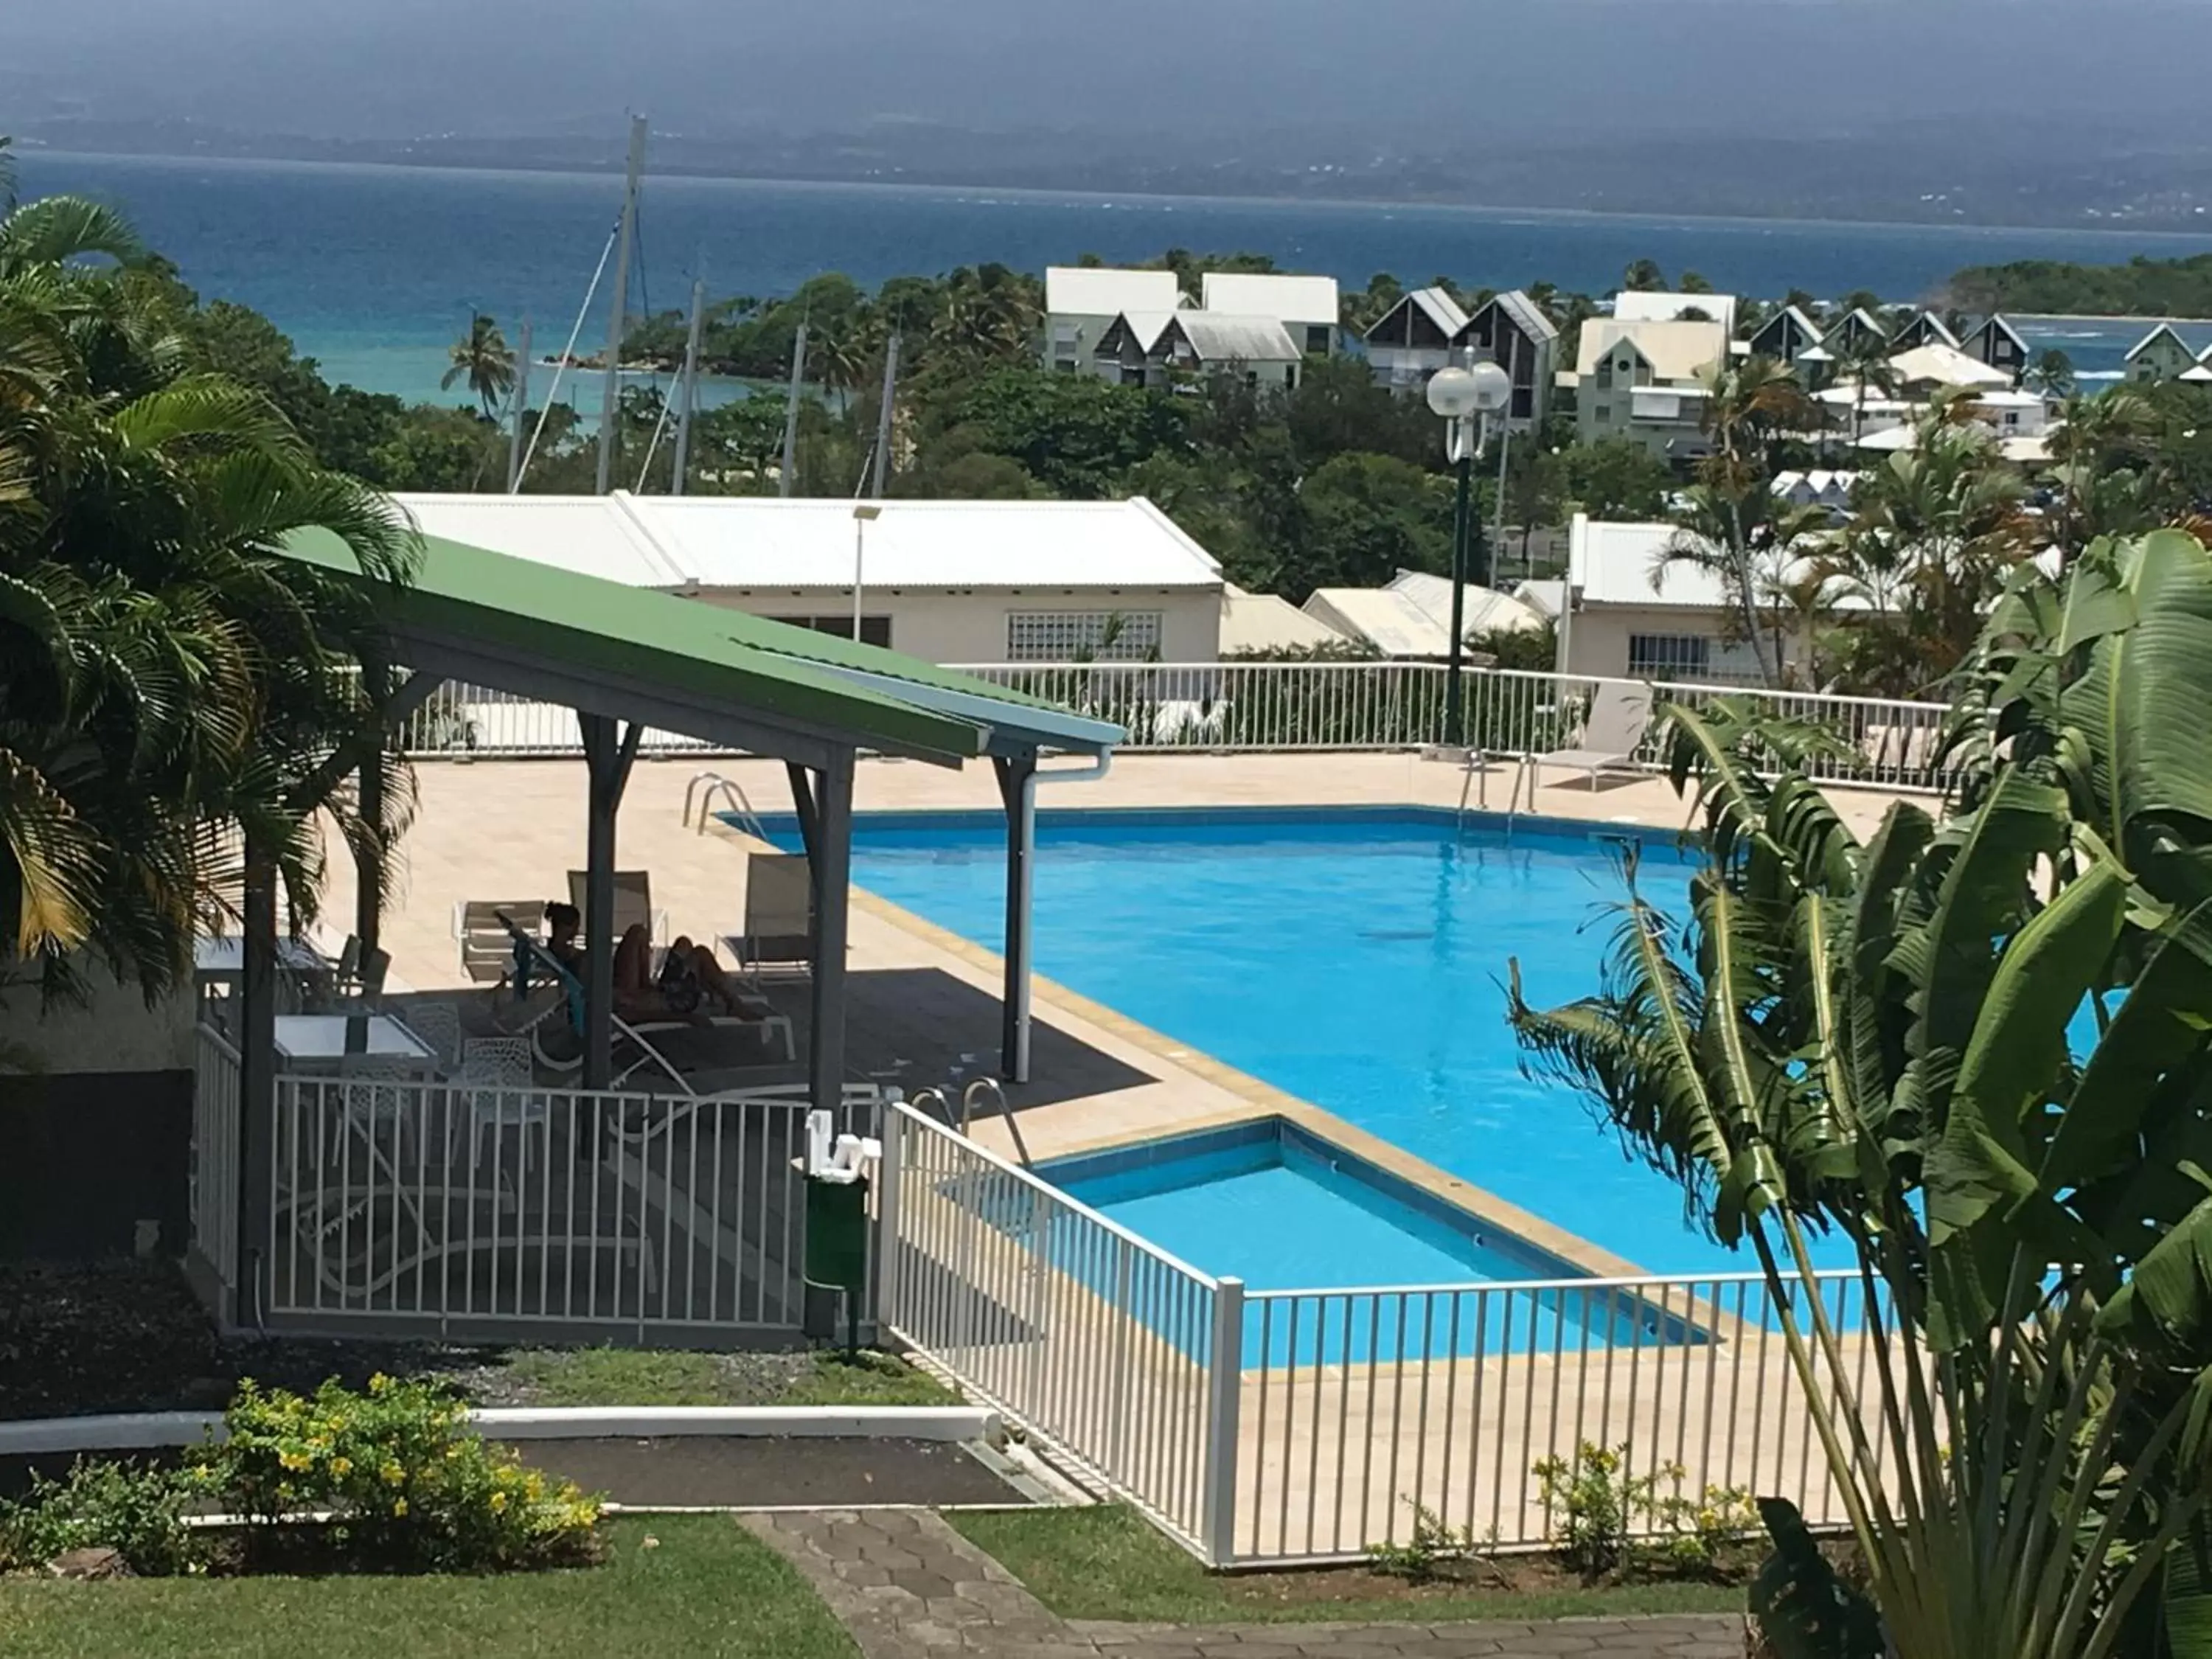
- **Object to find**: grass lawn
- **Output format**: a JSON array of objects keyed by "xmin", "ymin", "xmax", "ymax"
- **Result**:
[
  {"xmin": 949, "ymin": 1506, "xmax": 1749, "ymax": 1626},
  {"xmin": 495, "ymin": 1347, "xmax": 958, "ymax": 1408},
  {"xmin": 0, "ymin": 1517, "xmax": 855, "ymax": 1659}
]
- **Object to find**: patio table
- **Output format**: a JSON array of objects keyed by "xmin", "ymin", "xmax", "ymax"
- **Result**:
[{"xmin": 274, "ymin": 1014, "xmax": 439, "ymax": 1075}]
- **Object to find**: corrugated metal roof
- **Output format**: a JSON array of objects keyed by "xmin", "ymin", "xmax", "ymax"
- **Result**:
[
  {"xmin": 1576, "ymin": 319, "xmax": 1728, "ymax": 385},
  {"xmin": 1046, "ymin": 265, "xmax": 1182, "ymax": 317},
  {"xmin": 1166, "ymin": 312, "xmax": 1303, "ymax": 363},
  {"xmin": 1220, "ymin": 589, "xmax": 1348, "ymax": 653},
  {"xmin": 1408, "ymin": 285, "xmax": 1472, "ymax": 338},
  {"xmin": 1386, "ymin": 570, "xmax": 1544, "ymax": 634},
  {"xmin": 1570, "ymin": 516, "xmax": 1727, "ymax": 609},
  {"xmin": 1613, "ymin": 291, "xmax": 1738, "ymax": 333},
  {"xmin": 394, "ymin": 493, "xmax": 1223, "ymax": 592},
  {"xmin": 1888, "ymin": 342, "xmax": 2011, "ymax": 389},
  {"xmin": 1302, "ymin": 575, "xmax": 1540, "ymax": 656},
  {"xmin": 1200, "ymin": 272, "xmax": 1340, "ymax": 328},
  {"xmin": 1486, "ymin": 288, "xmax": 1559, "ymax": 343}
]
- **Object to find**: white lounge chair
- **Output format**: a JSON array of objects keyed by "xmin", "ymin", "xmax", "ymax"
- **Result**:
[
  {"xmin": 725, "ymin": 853, "xmax": 815, "ymax": 983},
  {"xmin": 1520, "ymin": 681, "xmax": 1656, "ymax": 803},
  {"xmin": 454, "ymin": 899, "xmax": 543, "ymax": 985},
  {"xmin": 565, "ymin": 869, "xmax": 665, "ymax": 948}
]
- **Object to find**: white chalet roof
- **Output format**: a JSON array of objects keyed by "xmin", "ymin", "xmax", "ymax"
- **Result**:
[
  {"xmin": 1165, "ymin": 311, "xmax": 1304, "ymax": 363},
  {"xmin": 1046, "ymin": 265, "xmax": 1182, "ymax": 318},
  {"xmin": 1613, "ymin": 290, "xmax": 1739, "ymax": 334},
  {"xmin": 1200, "ymin": 272, "xmax": 1340, "ymax": 330},
  {"xmin": 1577, "ymin": 319, "xmax": 1728, "ymax": 385},
  {"xmin": 394, "ymin": 493, "xmax": 1224, "ymax": 593},
  {"xmin": 1301, "ymin": 574, "xmax": 1540, "ymax": 657},
  {"xmin": 1220, "ymin": 586, "xmax": 1349, "ymax": 653},
  {"xmin": 1888, "ymin": 341, "xmax": 2011, "ymax": 389},
  {"xmin": 1405, "ymin": 285, "xmax": 1472, "ymax": 338}
]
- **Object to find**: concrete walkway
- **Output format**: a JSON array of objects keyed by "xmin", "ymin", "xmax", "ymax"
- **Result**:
[{"xmin": 743, "ymin": 1509, "xmax": 1747, "ymax": 1658}]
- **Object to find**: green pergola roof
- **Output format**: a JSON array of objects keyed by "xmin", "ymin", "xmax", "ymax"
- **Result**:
[{"xmin": 282, "ymin": 526, "xmax": 1123, "ymax": 767}]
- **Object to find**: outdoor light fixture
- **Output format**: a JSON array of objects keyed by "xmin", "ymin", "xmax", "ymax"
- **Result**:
[
  {"xmin": 1429, "ymin": 354, "xmax": 1513, "ymax": 745},
  {"xmin": 852, "ymin": 503, "xmax": 883, "ymax": 638}
]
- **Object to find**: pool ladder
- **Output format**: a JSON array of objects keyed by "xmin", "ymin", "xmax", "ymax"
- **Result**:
[
  {"xmin": 912, "ymin": 1078, "xmax": 1032, "ymax": 1170},
  {"xmin": 684, "ymin": 770, "xmax": 769, "ymax": 840}
]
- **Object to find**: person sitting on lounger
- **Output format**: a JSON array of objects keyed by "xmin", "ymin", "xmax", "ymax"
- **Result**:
[{"xmin": 544, "ymin": 902, "xmax": 750, "ymax": 1023}]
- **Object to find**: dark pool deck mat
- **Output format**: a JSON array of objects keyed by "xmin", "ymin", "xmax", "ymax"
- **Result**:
[{"xmin": 510, "ymin": 1436, "xmax": 1031, "ymax": 1509}]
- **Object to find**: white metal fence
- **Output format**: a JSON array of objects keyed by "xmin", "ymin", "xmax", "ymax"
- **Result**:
[
  {"xmin": 879, "ymin": 1104, "xmax": 1237, "ymax": 1558},
  {"xmin": 264, "ymin": 1077, "xmax": 818, "ymax": 1340},
  {"xmin": 393, "ymin": 664, "xmax": 1956, "ymax": 792},
  {"xmin": 880, "ymin": 1102, "xmax": 1882, "ymax": 1565},
  {"xmin": 189, "ymin": 1023, "xmax": 242, "ymax": 1301}
]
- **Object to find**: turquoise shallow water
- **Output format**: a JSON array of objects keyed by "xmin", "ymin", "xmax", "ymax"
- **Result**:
[
  {"xmin": 23, "ymin": 150, "xmax": 2211, "ymax": 403},
  {"xmin": 782, "ymin": 806, "xmax": 1829, "ymax": 1277}
]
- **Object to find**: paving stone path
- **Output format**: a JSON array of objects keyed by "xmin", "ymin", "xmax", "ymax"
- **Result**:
[{"xmin": 742, "ymin": 1509, "xmax": 1747, "ymax": 1659}]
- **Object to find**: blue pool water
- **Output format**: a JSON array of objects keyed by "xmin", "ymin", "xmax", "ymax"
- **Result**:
[
  {"xmin": 786, "ymin": 805, "xmax": 1797, "ymax": 1276},
  {"xmin": 1036, "ymin": 1119, "xmax": 1691, "ymax": 1361}
]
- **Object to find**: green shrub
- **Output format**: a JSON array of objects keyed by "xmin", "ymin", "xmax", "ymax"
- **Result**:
[
  {"xmin": 0, "ymin": 1458, "xmax": 204, "ymax": 1576},
  {"xmin": 1364, "ymin": 1503, "xmax": 1490, "ymax": 1582},
  {"xmin": 1531, "ymin": 1440, "xmax": 1755, "ymax": 1581},
  {"xmin": 195, "ymin": 1374, "xmax": 601, "ymax": 1571}
]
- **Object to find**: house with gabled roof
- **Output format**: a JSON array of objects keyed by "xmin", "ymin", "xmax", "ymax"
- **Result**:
[
  {"xmin": 1613, "ymin": 290, "xmax": 1739, "ymax": 335},
  {"xmin": 2125, "ymin": 323, "xmax": 2211, "ymax": 383},
  {"xmin": 1962, "ymin": 314, "xmax": 2030, "ymax": 380},
  {"xmin": 1200, "ymin": 273, "xmax": 1341, "ymax": 358},
  {"xmin": 1889, "ymin": 310, "xmax": 1960, "ymax": 351},
  {"xmin": 1564, "ymin": 317, "xmax": 1728, "ymax": 457},
  {"xmin": 1822, "ymin": 307, "xmax": 1888, "ymax": 358},
  {"xmin": 1457, "ymin": 290, "xmax": 1559, "ymax": 429},
  {"xmin": 1043, "ymin": 265, "xmax": 1184, "ymax": 375},
  {"xmin": 1094, "ymin": 310, "xmax": 1304, "ymax": 392},
  {"xmin": 1745, "ymin": 305, "xmax": 1821, "ymax": 365},
  {"xmin": 1360, "ymin": 285, "xmax": 1471, "ymax": 392}
]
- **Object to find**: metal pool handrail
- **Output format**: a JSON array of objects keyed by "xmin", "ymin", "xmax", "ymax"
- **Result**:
[
  {"xmin": 684, "ymin": 770, "xmax": 768, "ymax": 840},
  {"xmin": 959, "ymin": 1077, "xmax": 1032, "ymax": 1169}
]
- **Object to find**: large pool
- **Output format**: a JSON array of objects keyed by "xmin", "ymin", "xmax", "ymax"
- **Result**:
[{"xmin": 782, "ymin": 804, "xmax": 1785, "ymax": 1275}]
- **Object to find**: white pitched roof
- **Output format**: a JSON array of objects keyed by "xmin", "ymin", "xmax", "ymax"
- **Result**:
[
  {"xmin": 1407, "ymin": 285, "xmax": 1472, "ymax": 338},
  {"xmin": 1475, "ymin": 289, "xmax": 1559, "ymax": 344},
  {"xmin": 1513, "ymin": 578, "xmax": 1568, "ymax": 620},
  {"xmin": 1569, "ymin": 515, "xmax": 1730, "ymax": 609},
  {"xmin": 2126, "ymin": 323, "xmax": 2194, "ymax": 361},
  {"xmin": 1387, "ymin": 570, "xmax": 1543, "ymax": 634},
  {"xmin": 1220, "ymin": 587, "xmax": 1349, "ymax": 653},
  {"xmin": 1200, "ymin": 272, "xmax": 1340, "ymax": 329},
  {"xmin": 1577, "ymin": 319, "xmax": 1728, "ymax": 384},
  {"xmin": 1166, "ymin": 311, "xmax": 1303, "ymax": 362},
  {"xmin": 1046, "ymin": 265, "xmax": 1182, "ymax": 317},
  {"xmin": 1888, "ymin": 341, "xmax": 2011, "ymax": 389},
  {"xmin": 1301, "ymin": 574, "xmax": 1540, "ymax": 656},
  {"xmin": 395, "ymin": 493, "xmax": 1223, "ymax": 591},
  {"xmin": 1613, "ymin": 291, "xmax": 1739, "ymax": 334}
]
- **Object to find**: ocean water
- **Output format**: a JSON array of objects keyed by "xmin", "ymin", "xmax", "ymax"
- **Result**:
[{"xmin": 21, "ymin": 149, "xmax": 2212, "ymax": 406}]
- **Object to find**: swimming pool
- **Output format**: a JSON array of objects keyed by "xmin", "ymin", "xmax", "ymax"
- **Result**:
[{"xmin": 764, "ymin": 804, "xmax": 1785, "ymax": 1275}]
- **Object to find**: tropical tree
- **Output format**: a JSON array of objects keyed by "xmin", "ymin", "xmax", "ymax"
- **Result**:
[
  {"xmin": 441, "ymin": 313, "xmax": 514, "ymax": 417},
  {"xmin": 1829, "ymin": 326, "xmax": 1899, "ymax": 447},
  {"xmin": 1509, "ymin": 529, "xmax": 2212, "ymax": 1657},
  {"xmin": 2026, "ymin": 347, "xmax": 2076, "ymax": 399},
  {"xmin": 1622, "ymin": 258, "xmax": 1666, "ymax": 292},
  {"xmin": 1662, "ymin": 355, "xmax": 1817, "ymax": 684},
  {"xmin": 1, "ymin": 189, "xmax": 415, "ymax": 1004}
]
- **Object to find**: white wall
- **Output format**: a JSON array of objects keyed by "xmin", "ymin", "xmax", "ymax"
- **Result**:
[
  {"xmin": 1561, "ymin": 605, "xmax": 1775, "ymax": 684},
  {"xmin": 698, "ymin": 587, "xmax": 1225, "ymax": 664},
  {"xmin": 0, "ymin": 964, "xmax": 195, "ymax": 1075}
]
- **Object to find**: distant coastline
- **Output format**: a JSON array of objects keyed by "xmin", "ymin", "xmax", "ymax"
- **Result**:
[{"xmin": 19, "ymin": 139, "xmax": 2212, "ymax": 243}]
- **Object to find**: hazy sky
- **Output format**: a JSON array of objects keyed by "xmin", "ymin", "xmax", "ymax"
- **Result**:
[{"xmin": 12, "ymin": 1, "xmax": 2212, "ymax": 147}]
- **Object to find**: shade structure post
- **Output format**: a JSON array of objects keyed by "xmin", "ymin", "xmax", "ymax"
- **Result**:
[
  {"xmin": 993, "ymin": 753, "xmax": 1038, "ymax": 1084},
  {"xmin": 235, "ymin": 840, "xmax": 279, "ymax": 1323},
  {"xmin": 579, "ymin": 713, "xmax": 641, "ymax": 1089},
  {"xmin": 807, "ymin": 748, "xmax": 854, "ymax": 1126}
]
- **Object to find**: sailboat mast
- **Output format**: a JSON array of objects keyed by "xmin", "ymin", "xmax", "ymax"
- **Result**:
[
  {"xmin": 595, "ymin": 114, "xmax": 649, "ymax": 495},
  {"xmin": 778, "ymin": 321, "xmax": 808, "ymax": 498},
  {"xmin": 669, "ymin": 276, "xmax": 706, "ymax": 497},
  {"xmin": 507, "ymin": 317, "xmax": 532, "ymax": 493},
  {"xmin": 869, "ymin": 333, "xmax": 900, "ymax": 498}
]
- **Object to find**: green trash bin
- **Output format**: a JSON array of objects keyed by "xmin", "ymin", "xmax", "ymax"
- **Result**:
[{"xmin": 802, "ymin": 1173, "xmax": 871, "ymax": 1353}]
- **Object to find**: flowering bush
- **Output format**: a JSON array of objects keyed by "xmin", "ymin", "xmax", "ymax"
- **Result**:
[
  {"xmin": 0, "ymin": 1458, "xmax": 204, "ymax": 1576},
  {"xmin": 196, "ymin": 1375, "xmax": 601, "ymax": 1571}
]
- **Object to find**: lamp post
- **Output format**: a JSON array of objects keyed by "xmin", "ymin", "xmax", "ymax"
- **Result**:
[
  {"xmin": 852, "ymin": 503, "xmax": 882, "ymax": 639},
  {"xmin": 1425, "ymin": 354, "xmax": 1513, "ymax": 747}
]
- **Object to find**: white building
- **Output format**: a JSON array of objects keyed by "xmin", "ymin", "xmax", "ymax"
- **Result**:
[
  {"xmin": 1565, "ymin": 318, "xmax": 1730, "ymax": 456},
  {"xmin": 1220, "ymin": 585, "xmax": 1349, "ymax": 655},
  {"xmin": 1093, "ymin": 310, "xmax": 1305, "ymax": 391},
  {"xmin": 1558, "ymin": 514, "xmax": 1778, "ymax": 683},
  {"xmin": 1613, "ymin": 289, "xmax": 1739, "ymax": 336},
  {"xmin": 1044, "ymin": 266, "xmax": 1183, "ymax": 375},
  {"xmin": 393, "ymin": 492, "xmax": 1227, "ymax": 665},
  {"xmin": 1200, "ymin": 272, "xmax": 1340, "ymax": 358},
  {"xmin": 1300, "ymin": 569, "xmax": 1543, "ymax": 658},
  {"xmin": 1360, "ymin": 287, "xmax": 1472, "ymax": 392}
]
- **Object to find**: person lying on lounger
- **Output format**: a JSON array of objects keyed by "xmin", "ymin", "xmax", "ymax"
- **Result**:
[{"xmin": 543, "ymin": 902, "xmax": 751, "ymax": 1023}]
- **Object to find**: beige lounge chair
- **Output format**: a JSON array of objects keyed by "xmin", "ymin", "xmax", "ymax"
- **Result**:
[
  {"xmin": 565, "ymin": 869, "xmax": 666, "ymax": 947},
  {"xmin": 454, "ymin": 899, "xmax": 543, "ymax": 984},
  {"xmin": 724, "ymin": 853, "xmax": 815, "ymax": 983},
  {"xmin": 1520, "ymin": 681, "xmax": 1655, "ymax": 802}
]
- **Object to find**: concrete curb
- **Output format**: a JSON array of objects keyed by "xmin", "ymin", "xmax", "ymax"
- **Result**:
[{"xmin": 0, "ymin": 1405, "xmax": 1001, "ymax": 1457}]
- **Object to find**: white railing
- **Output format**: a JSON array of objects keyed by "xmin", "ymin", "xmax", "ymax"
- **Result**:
[
  {"xmin": 951, "ymin": 662, "xmax": 1957, "ymax": 793},
  {"xmin": 265, "ymin": 1077, "xmax": 818, "ymax": 1338},
  {"xmin": 190, "ymin": 1023, "xmax": 242, "ymax": 1298},
  {"xmin": 393, "ymin": 663, "xmax": 1957, "ymax": 794},
  {"xmin": 879, "ymin": 1105, "xmax": 1237, "ymax": 1559},
  {"xmin": 1231, "ymin": 1270, "xmax": 1881, "ymax": 1563}
]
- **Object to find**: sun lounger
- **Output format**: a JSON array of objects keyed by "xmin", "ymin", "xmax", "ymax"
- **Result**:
[
  {"xmin": 724, "ymin": 853, "xmax": 815, "ymax": 983},
  {"xmin": 455, "ymin": 899, "xmax": 543, "ymax": 985},
  {"xmin": 565, "ymin": 869, "xmax": 665, "ymax": 947},
  {"xmin": 1520, "ymin": 680, "xmax": 1655, "ymax": 802}
]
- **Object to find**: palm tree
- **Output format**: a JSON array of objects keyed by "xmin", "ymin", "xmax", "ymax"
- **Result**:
[
  {"xmin": 1, "ymin": 190, "xmax": 414, "ymax": 1001},
  {"xmin": 1829, "ymin": 327, "xmax": 1899, "ymax": 448},
  {"xmin": 1660, "ymin": 355, "xmax": 1815, "ymax": 684},
  {"xmin": 1621, "ymin": 257, "xmax": 1666, "ymax": 292},
  {"xmin": 2025, "ymin": 347, "xmax": 2074, "ymax": 398},
  {"xmin": 1512, "ymin": 533, "xmax": 2212, "ymax": 1653},
  {"xmin": 442, "ymin": 313, "xmax": 514, "ymax": 417}
]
